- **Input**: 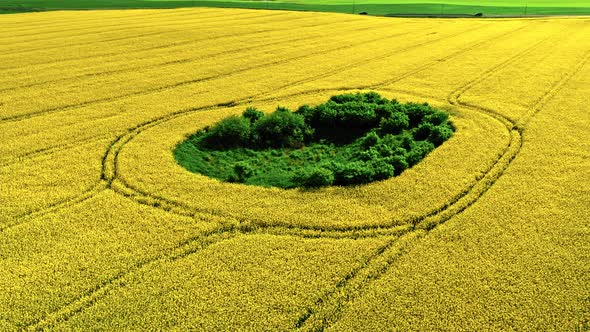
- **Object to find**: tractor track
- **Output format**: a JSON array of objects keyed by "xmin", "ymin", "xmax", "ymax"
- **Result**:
[
  {"xmin": 0, "ymin": 22, "xmax": 457, "ymax": 123},
  {"xmin": 0, "ymin": 9, "xmax": 252, "ymax": 40},
  {"xmin": 1, "ymin": 21, "xmax": 533, "ymax": 233},
  {"xmin": 26, "ymin": 227, "xmax": 240, "ymax": 331},
  {"xmin": 293, "ymin": 30, "xmax": 590, "ymax": 332},
  {"xmin": 0, "ymin": 20, "xmax": 385, "ymax": 93},
  {"xmin": 0, "ymin": 13, "xmax": 324, "ymax": 70},
  {"xmin": 0, "ymin": 7, "xmax": 220, "ymax": 36},
  {"xmin": 0, "ymin": 14, "xmax": 324, "ymax": 71},
  {"xmin": 0, "ymin": 11, "xmax": 293, "ymax": 56},
  {"xmin": 96, "ymin": 21, "xmax": 536, "ymax": 232},
  {"xmin": 4, "ymin": 21, "xmax": 488, "ymax": 170},
  {"xmin": 0, "ymin": 136, "xmax": 106, "ymax": 167}
]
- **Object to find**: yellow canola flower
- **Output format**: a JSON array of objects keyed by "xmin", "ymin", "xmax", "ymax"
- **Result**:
[{"xmin": 0, "ymin": 8, "xmax": 588, "ymax": 331}]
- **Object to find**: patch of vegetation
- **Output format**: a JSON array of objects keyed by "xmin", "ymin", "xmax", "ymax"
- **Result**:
[{"xmin": 175, "ymin": 92, "xmax": 454, "ymax": 188}]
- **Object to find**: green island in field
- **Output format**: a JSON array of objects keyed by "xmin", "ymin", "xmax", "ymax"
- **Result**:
[
  {"xmin": 2, "ymin": 0, "xmax": 590, "ymax": 15},
  {"xmin": 175, "ymin": 92, "xmax": 454, "ymax": 188}
]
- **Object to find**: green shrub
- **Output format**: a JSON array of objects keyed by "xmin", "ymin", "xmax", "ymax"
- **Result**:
[
  {"xmin": 429, "ymin": 124, "xmax": 454, "ymax": 146},
  {"xmin": 413, "ymin": 122, "xmax": 435, "ymax": 141},
  {"xmin": 379, "ymin": 112, "xmax": 410, "ymax": 135},
  {"xmin": 228, "ymin": 161, "xmax": 254, "ymax": 182},
  {"xmin": 406, "ymin": 140, "xmax": 435, "ymax": 166},
  {"xmin": 306, "ymin": 101, "xmax": 378, "ymax": 129},
  {"xmin": 336, "ymin": 102, "xmax": 378, "ymax": 127},
  {"xmin": 275, "ymin": 106, "xmax": 291, "ymax": 113},
  {"xmin": 367, "ymin": 159, "xmax": 395, "ymax": 180},
  {"xmin": 333, "ymin": 162, "xmax": 375, "ymax": 185},
  {"xmin": 329, "ymin": 93, "xmax": 366, "ymax": 104},
  {"xmin": 360, "ymin": 131, "xmax": 380, "ymax": 149},
  {"xmin": 243, "ymin": 107, "xmax": 264, "ymax": 123},
  {"xmin": 363, "ymin": 91, "xmax": 387, "ymax": 104},
  {"xmin": 297, "ymin": 101, "xmax": 374, "ymax": 143},
  {"xmin": 329, "ymin": 91, "xmax": 386, "ymax": 105},
  {"xmin": 375, "ymin": 141, "xmax": 406, "ymax": 158},
  {"xmin": 295, "ymin": 104, "xmax": 313, "ymax": 119},
  {"xmin": 375, "ymin": 102, "xmax": 395, "ymax": 119},
  {"xmin": 387, "ymin": 155, "xmax": 409, "ymax": 175},
  {"xmin": 202, "ymin": 115, "xmax": 251, "ymax": 148},
  {"xmin": 423, "ymin": 110, "xmax": 449, "ymax": 126},
  {"xmin": 292, "ymin": 167, "xmax": 335, "ymax": 187},
  {"xmin": 356, "ymin": 146, "xmax": 382, "ymax": 161},
  {"xmin": 404, "ymin": 102, "xmax": 433, "ymax": 127},
  {"xmin": 315, "ymin": 103, "xmax": 338, "ymax": 126},
  {"xmin": 253, "ymin": 107, "xmax": 312, "ymax": 148},
  {"xmin": 379, "ymin": 134, "xmax": 403, "ymax": 151},
  {"xmin": 302, "ymin": 94, "xmax": 383, "ymax": 125}
]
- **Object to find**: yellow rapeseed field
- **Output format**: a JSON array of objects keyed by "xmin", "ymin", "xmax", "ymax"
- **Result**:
[{"xmin": 0, "ymin": 8, "xmax": 588, "ymax": 331}]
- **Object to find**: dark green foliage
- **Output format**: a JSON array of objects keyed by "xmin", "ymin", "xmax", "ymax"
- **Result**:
[
  {"xmin": 337, "ymin": 102, "xmax": 378, "ymax": 127},
  {"xmin": 176, "ymin": 92, "xmax": 454, "ymax": 188},
  {"xmin": 375, "ymin": 102, "xmax": 395, "ymax": 119},
  {"xmin": 201, "ymin": 106, "xmax": 313, "ymax": 149},
  {"xmin": 356, "ymin": 146, "xmax": 382, "ymax": 162},
  {"xmin": 297, "ymin": 100, "xmax": 379, "ymax": 136},
  {"xmin": 406, "ymin": 141, "xmax": 435, "ymax": 166},
  {"xmin": 423, "ymin": 110, "xmax": 449, "ymax": 126},
  {"xmin": 329, "ymin": 93, "xmax": 365, "ymax": 104},
  {"xmin": 243, "ymin": 107, "xmax": 264, "ymax": 123},
  {"xmin": 403, "ymin": 102, "xmax": 432, "ymax": 127},
  {"xmin": 363, "ymin": 91, "xmax": 387, "ymax": 104},
  {"xmin": 367, "ymin": 159, "xmax": 395, "ymax": 180},
  {"xmin": 252, "ymin": 108, "xmax": 312, "ymax": 148},
  {"xmin": 430, "ymin": 125, "xmax": 455, "ymax": 146},
  {"xmin": 292, "ymin": 167, "xmax": 335, "ymax": 187},
  {"xmin": 391, "ymin": 132, "xmax": 415, "ymax": 150},
  {"xmin": 228, "ymin": 161, "xmax": 254, "ymax": 183},
  {"xmin": 413, "ymin": 122, "xmax": 435, "ymax": 141},
  {"xmin": 380, "ymin": 134, "xmax": 407, "ymax": 155},
  {"xmin": 202, "ymin": 115, "xmax": 251, "ymax": 149},
  {"xmin": 387, "ymin": 155, "xmax": 409, "ymax": 175},
  {"xmin": 333, "ymin": 162, "xmax": 375, "ymax": 185},
  {"xmin": 360, "ymin": 131, "xmax": 380, "ymax": 149},
  {"xmin": 379, "ymin": 112, "xmax": 409, "ymax": 135}
]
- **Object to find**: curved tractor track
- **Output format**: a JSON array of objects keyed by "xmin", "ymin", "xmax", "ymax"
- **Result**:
[{"xmin": 1, "ymin": 20, "xmax": 536, "ymax": 231}]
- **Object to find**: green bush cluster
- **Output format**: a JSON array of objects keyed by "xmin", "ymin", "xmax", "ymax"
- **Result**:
[
  {"xmin": 289, "ymin": 132, "xmax": 437, "ymax": 187},
  {"xmin": 184, "ymin": 92, "xmax": 454, "ymax": 188},
  {"xmin": 201, "ymin": 106, "xmax": 313, "ymax": 149}
]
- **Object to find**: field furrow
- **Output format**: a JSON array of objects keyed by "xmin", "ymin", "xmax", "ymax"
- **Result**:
[
  {"xmin": 0, "ymin": 18, "xmax": 383, "ymax": 93},
  {"xmin": 0, "ymin": 8, "xmax": 206, "ymax": 34},
  {"xmin": 0, "ymin": 190, "xmax": 222, "ymax": 328},
  {"xmin": 0, "ymin": 13, "xmax": 334, "ymax": 73},
  {"xmin": 0, "ymin": 12, "xmax": 337, "ymax": 72},
  {"xmin": 328, "ymin": 42, "xmax": 590, "ymax": 332},
  {"xmin": 0, "ymin": 10, "xmax": 292, "ymax": 53},
  {"xmin": 0, "ymin": 20, "xmax": 467, "ymax": 121},
  {"xmin": 0, "ymin": 8, "xmax": 243, "ymax": 39},
  {"xmin": 47, "ymin": 233, "xmax": 392, "ymax": 331}
]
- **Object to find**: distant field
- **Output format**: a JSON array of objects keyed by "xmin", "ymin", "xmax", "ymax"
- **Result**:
[
  {"xmin": 2, "ymin": 0, "xmax": 590, "ymax": 15},
  {"xmin": 1, "ymin": 8, "xmax": 589, "ymax": 331}
]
